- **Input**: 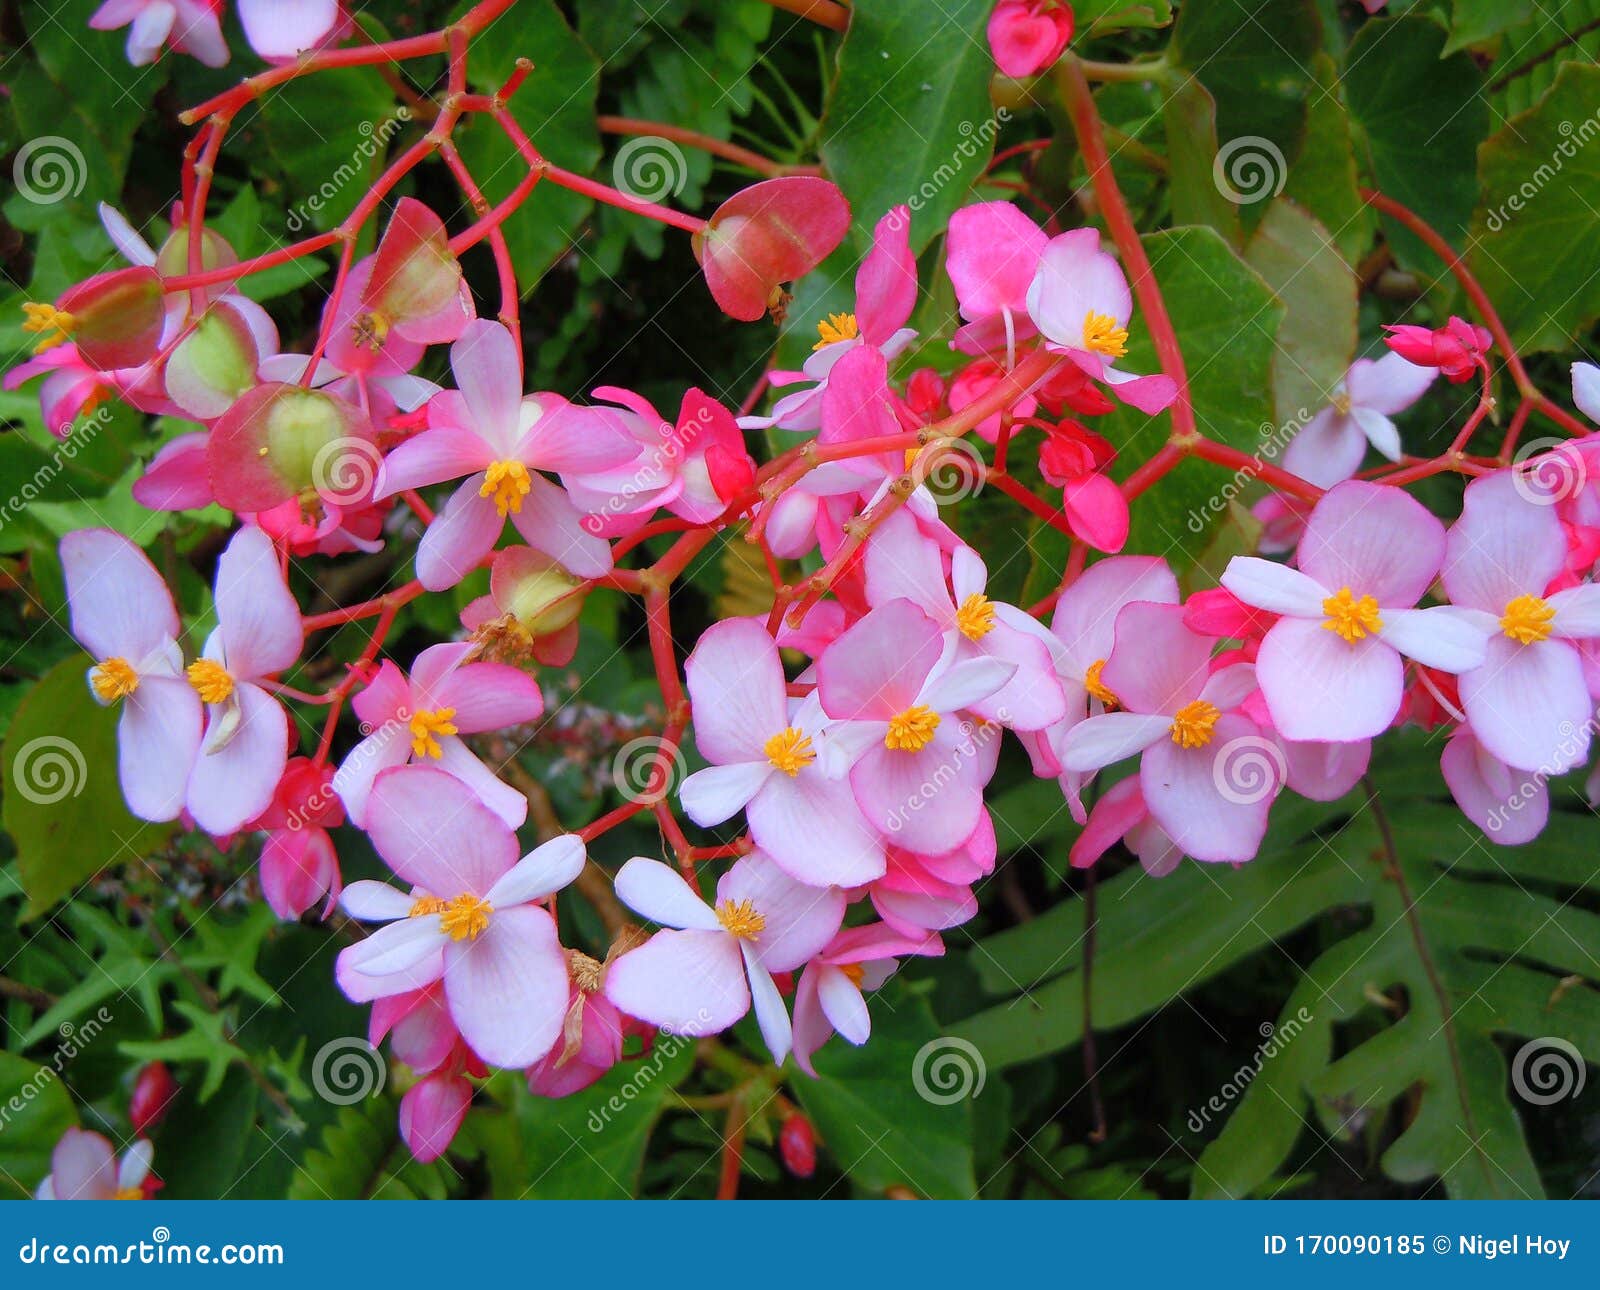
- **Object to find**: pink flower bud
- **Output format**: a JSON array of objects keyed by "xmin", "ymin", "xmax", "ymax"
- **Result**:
[
  {"xmin": 695, "ymin": 177, "xmax": 850, "ymax": 322},
  {"xmin": 129, "ymin": 1062, "xmax": 178, "ymax": 1136}
]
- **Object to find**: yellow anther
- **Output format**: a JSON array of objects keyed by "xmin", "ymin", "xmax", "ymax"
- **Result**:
[
  {"xmin": 480, "ymin": 460, "xmax": 532, "ymax": 517},
  {"xmin": 437, "ymin": 893, "xmax": 492, "ymax": 942},
  {"xmin": 1081, "ymin": 311, "xmax": 1129, "ymax": 359},
  {"xmin": 1170, "ymin": 699, "xmax": 1220, "ymax": 749},
  {"xmin": 885, "ymin": 704, "xmax": 941, "ymax": 752},
  {"xmin": 1084, "ymin": 658, "xmax": 1118, "ymax": 708},
  {"xmin": 408, "ymin": 706, "xmax": 459, "ymax": 759},
  {"xmin": 716, "ymin": 897, "xmax": 766, "ymax": 940},
  {"xmin": 91, "ymin": 656, "xmax": 140, "ymax": 703},
  {"xmin": 956, "ymin": 593, "xmax": 996, "ymax": 641},
  {"xmin": 22, "ymin": 302, "xmax": 75, "ymax": 353},
  {"xmin": 1500, "ymin": 593, "xmax": 1555, "ymax": 645},
  {"xmin": 764, "ymin": 726, "xmax": 815, "ymax": 776},
  {"xmin": 1321, "ymin": 587, "xmax": 1383, "ymax": 644},
  {"xmin": 186, "ymin": 658, "xmax": 234, "ymax": 704},
  {"xmin": 813, "ymin": 312, "xmax": 859, "ymax": 350}
]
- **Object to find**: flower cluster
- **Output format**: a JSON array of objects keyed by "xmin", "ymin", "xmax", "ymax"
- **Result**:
[{"xmin": 22, "ymin": 0, "xmax": 1600, "ymax": 1180}]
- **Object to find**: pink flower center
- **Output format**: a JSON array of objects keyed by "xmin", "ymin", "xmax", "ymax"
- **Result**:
[
  {"xmin": 716, "ymin": 897, "xmax": 765, "ymax": 940},
  {"xmin": 411, "ymin": 893, "xmax": 492, "ymax": 941},
  {"xmin": 480, "ymin": 460, "xmax": 532, "ymax": 517},
  {"xmin": 186, "ymin": 658, "xmax": 234, "ymax": 704},
  {"xmin": 813, "ymin": 312, "xmax": 858, "ymax": 350},
  {"xmin": 1081, "ymin": 311, "xmax": 1128, "ymax": 358},
  {"xmin": 956, "ymin": 593, "xmax": 996, "ymax": 640},
  {"xmin": 764, "ymin": 726, "xmax": 815, "ymax": 776},
  {"xmin": 1169, "ymin": 699, "xmax": 1219, "ymax": 749}
]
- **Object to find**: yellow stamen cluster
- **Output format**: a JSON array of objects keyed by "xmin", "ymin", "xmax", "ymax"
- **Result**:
[
  {"xmin": 885, "ymin": 704, "xmax": 941, "ymax": 752},
  {"xmin": 409, "ymin": 706, "xmax": 459, "ymax": 759},
  {"xmin": 409, "ymin": 896, "xmax": 448, "ymax": 918},
  {"xmin": 114, "ymin": 1187, "xmax": 145, "ymax": 1201},
  {"xmin": 814, "ymin": 312, "xmax": 859, "ymax": 350},
  {"xmin": 840, "ymin": 962, "xmax": 865, "ymax": 985},
  {"xmin": 438, "ymin": 893, "xmax": 493, "ymax": 942},
  {"xmin": 716, "ymin": 897, "xmax": 766, "ymax": 940},
  {"xmin": 1081, "ymin": 311, "xmax": 1129, "ymax": 358},
  {"xmin": 1321, "ymin": 586, "xmax": 1383, "ymax": 644},
  {"xmin": 91, "ymin": 656, "xmax": 140, "ymax": 703},
  {"xmin": 22, "ymin": 302, "xmax": 75, "ymax": 353},
  {"xmin": 1169, "ymin": 699, "xmax": 1220, "ymax": 749},
  {"xmin": 350, "ymin": 310, "xmax": 390, "ymax": 351},
  {"xmin": 186, "ymin": 658, "xmax": 234, "ymax": 704},
  {"xmin": 1084, "ymin": 658, "xmax": 1118, "ymax": 708},
  {"xmin": 480, "ymin": 460, "xmax": 533, "ymax": 517},
  {"xmin": 1500, "ymin": 593, "xmax": 1555, "ymax": 645},
  {"xmin": 764, "ymin": 726, "xmax": 815, "ymax": 776},
  {"xmin": 956, "ymin": 592, "xmax": 996, "ymax": 641}
]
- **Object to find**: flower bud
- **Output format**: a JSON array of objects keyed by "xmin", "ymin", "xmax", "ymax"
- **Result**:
[
  {"xmin": 129, "ymin": 1063, "xmax": 178, "ymax": 1136},
  {"xmin": 779, "ymin": 1113, "xmax": 817, "ymax": 1178},
  {"xmin": 208, "ymin": 382, "xmax": 375, "ymax": 511},
  {"xmin": 695, "ymin": 178, "xmax": 850, "ymax": 322}
]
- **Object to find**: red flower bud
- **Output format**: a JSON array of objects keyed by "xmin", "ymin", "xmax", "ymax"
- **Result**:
[
  {"xmin": 695, "ymin": 178, "xmax": 850, "ymax": 322},
  {"xmin": 129, "ymin": 1062, "xmax": 178, "ymax": 1136},
  {"xmin": 779, "ymin": 1113, "xmax": 817, "ymax": 1178}
]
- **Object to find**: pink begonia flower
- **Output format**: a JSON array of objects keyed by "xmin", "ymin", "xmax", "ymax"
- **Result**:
[
  {"xmin": 259, "ymin": 826, "xmax": 341, "ymax": 921},
  {"xmin": 1382, "ymin": 315, "xmax": 1492, "ymax": 384},
  {"xmin": 35, "ymin": 1129, "xmax": 154, "ymax": 1200},
  {"xmin": 1061, "ymin": 602, "xmax": 1274, "ymax": 862},
  {"xmin": 399, "ymin": 1072, "xmax": 474, "ymax": 1164},
  {"xmin": 816, "ymin": 598, "xmax": 1014, "ymax": 856},
  {"xmin": 1281, "ymin": 352, "xmax": 1436, "ymax": 488},
  {"xmin": 1221, "ymin": 481, "xmax": 1487, "ymax": 742},
  {"xmin": 605, "ymin": 853, "xmax": 845, "ymax": 1063},
  {"xmin": 561, "ymin": 386, "xmax": 755, "ymax": 533},
  {"xmin": 183, "ymin": 526, "xmax": 300, "ymax": 836},
  {"xmin": 90, "ymin": 0, "xmax": 227, "ymax": 68},
  {"xmin": 1025, "ymin": 229, "xmax": 1177, "ymax": 414},
  {"xmin": 947, "ymin": 202, "xmax": 1046, "ymax": 359},
  {"xmin": 3, "ymin": 345, "xmax": 113, "ymax": 438},
  {"xmin": 61, "ymin": 529, "xmax": 202, "ymax": 822},
  {"xmin": 527, "ymin": 966, "xmax": 629, "ymax": 1098},
  {"xmin": 323, "ymin": 199, "xmax": 475, "ymax": 379},
  {"xmin": 864, "ymin": 511, "xmax": 1065, "ymax": 732},
  {"xmin": 949, "ymin": 358, "xmax": 1038, "ymax": 441},
  {"xmin": 373, "ymin": 320, "xmax": 632, "ymax": 588},
  {"xmin": 1069, "ymin": 775, "xmax": 1183, "ymax": 878},
  {"xmin": 792, "ymin": 923, "xmax": 941, "ymax": 1076},
  {"xmin": 1574, "ymin": 362, "xmax": 1600, "ymax": 424},
  {"xmin": 1024, "ymin": 555, "xmax": 1179, "ymax": 818},
  {"xmin": 987, "ymin": 0, "xmax": 1075, "ymax": 79},
  {"xmin": 871, "ymin": 859, "xmax": 977, "ymax": 934},
  {"xmin": 678, "ymin": 618, "xmax": 886, "ymax": 887},
  {"xmin": 1442, "ymin": 470, "xmax": 1600, "ymax": 773},
  {"xmin": 1441, "ymin": 726, "xmax": 1549, "ymax": 846},
  {"xmin": 1251, "ymin": 491, "xmax": 1316, "ymax": 555},
  {"xmin": 332, "ymin": 640, "xmax": 544, "ymax": 829},
  {"xmin": 740, "ymin": 205, "xmax": 918, "ymax": 433},
  {"xmin": 238, "ymin": 0, "xmax": 347, "ymax": 61},
  {"xmin": 337, "ymin": 766, "xmax": 584, "ymax": 1067}
]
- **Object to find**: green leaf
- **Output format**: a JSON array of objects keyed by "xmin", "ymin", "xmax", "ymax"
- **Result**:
[
  {"xmin": 1344, "ymin": 16, "xmax": 1488, "ymax": 272},
  {"xmin": 1447, "ymin": 0, "xmax": 1535, "ymax": 54},
  {"xmin": 512, "ymin": 1033, "xmax": 694, "ymax": 1197},
  {"xmin": 121, "ymin": 1001, "xmax": 250, "ymax": 1102},
  {"xmin": 288, "ymin": 1098, "xmax": 448, "ymax": 1200},
  {"xmin": 1105, "ymin": 227, "xmax": 1284, "ymax": 565},
  {"xmin": 1489, "ymin": 0, "xmax": 1600, "ymax": 120},
  {"xmin": 795, "ymin": 987, "xmax": 978, "ymax": 1198},
  {"xmin": 7, "ymin": 0, "xmax": 166, "ymax": 218},
  {"xmin": 820, "ymin": 0, "xmax": 999, "ymax": 252},
  {"xmin": 1244, "ymin": 199, "xmax": 1357, "ymax": 424},
  {"xmin": 454, "ymin": 0, "xmax": 602, "ymax": 286},
  {"xmin": 1282, "ymin": 53, "xmax": 1371, "ymax": 267},
  {"xmin": 3, "ymin": 653, "xmax": 173, "ymax": 917},
  {"xmin": 1075, "ymin": 0, "xmax": 1174, "ymax": 36},
  {"xmin": 254, "ymin": 67, "xmax": 399, "ymax": 232},
  {"xmin": 1170, "ymin": 0, "xmax": 1321, "ymax": 180},
  {"xmin": 1469, "ymin": 62, "xmax": 1600, "ymax": 353},
  {"xmin": 1161, "ymin": 79, "xmax": 1241, "ymax": 244},
  {"xmin": 0, "ymin": 1051, "xmax": 78, "ymax": 1197}
]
